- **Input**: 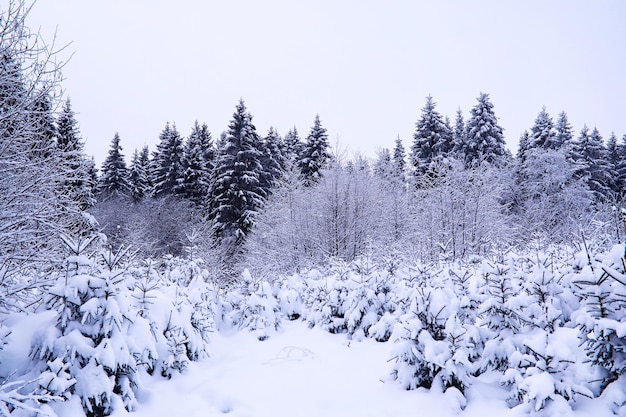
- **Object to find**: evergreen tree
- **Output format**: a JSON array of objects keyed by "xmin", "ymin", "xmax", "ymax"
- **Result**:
[
  {"xmin": 180, "ymin": 121, "xmax": 213, "ymax": 204},
  {"xmin": 410, "ymin": 95, "xmax": 452, "ymax": 180},
  {"xmin": 259, "ymin": 126, "xmax": 286, "ymax": 194},
  {"xmin": 392, "ymin": 136, "xmax": 406, "ymax": 181},
  {"xmin": 460, "ymin": 93, "xmax": 507, "ymax": 166},
  {"xmin": 606, "ymin": 132, "xmax": 621, "ymax": 197},
  {"xmin": 298, "ymin": 114, "xmax": 330, "ymax": 186},
  {"xmin": 374, "ymin": 148, "xmax": 393, "ymax": 180},
  {"xmin": 128, "ymin": 146, "xmax": 151, "ymax": 202},
  {"xmin": 617, "ymin": 134, "xmax": 626, "ymax": 199},
  {"xmin": 516, "ymin": 130, "xmax": 531, "ymax": 163},
  {"xmin": 151, "ymin": 122, "xmax": 184, "ymax": 197},
  {"xmin": 453, "ymin": 108, "xmax": 466, "ymax": 153},
  {"xmin": 284, "ymin": 126, "xmax": 303, "ymax": 163},
  {"xmin": 28, "ymin": 91, "xmax": 57, "ymax": 158},
  {"xmin": 98, "ymin": 133, "xmax": 130, "ymax": 199},
  {"xmin": 207, "ymin": 99, "xmax": 266, "ymax": 255},
  {"xmin": 56, "ymin": 98, "xmax": 95, "ymax": 209},
  {"xmin": 554, "ymin": 111, "xmax": 574, "ymax": 150},
  {"xmin": 570, "ymin": 125, "xmax": 612, "ymax": 201},
  {"xmin": 529, "ymin": 107, "xmax": 556, "ymax": 149}
]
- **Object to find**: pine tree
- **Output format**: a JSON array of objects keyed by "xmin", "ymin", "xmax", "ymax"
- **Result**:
[
  {"xmin": 98, "ymin": 133, "xmax": 130, "ymax": 199},
  {"xmin": 128, "ymin": 147, "xmax": 151, "ymax": 202},
  {"xmin": 56, "ymin": 98, "xmax": 95, "ymax": 209},
  {"xmin": 152, "ymin": 122, "xmax": 184, "ymax": 197},
  {"xmin": 411, "ymin": 95, "xmax": 452, "ymax": 181},
  {"xmin": 529, "ymin": 107, "xmax": 556, "ymax": 149},
  {"xmin": 298, "ymin": 114, "xmax": 330, "ymax": 186},
  {"xmin": 516, "ymin": 130, "xmax": 531, "ymax": 163},
  {"xmin": 453, "ymin": 108, "xmax": 466, "ymax": 153},
  {"xmin": 617, "ymin": 134, "xmax": 626, "ymax": 200},
  {"xmin": 460, "ymin": 93, "xmax": 507, "ymax": 166},
  {"xmin": 180, "ymin": 121, "xmax": 213, "ymax": 204},
  {"xmin": 283, "ymin": 126, "xmax": 303, "ymax": 163},
  {"xmin": 207, "ymin": 99, "xmax": 267, "ymax": 255},
  {"xmin": 392, "ymin": 136, "xmax": 406, "ymax": 181},
  {"xmin": 259, "ymin": 126, "xmax": 286, "ymax": 194},
  {"xmin": 570, "ymin": 125, "xmax": 613, "ymax": 201},
  {"xmin": 554, "ymin": 111, "xmax": 573, "ymax": 150},
  {"xmin": 606, "ymin": 132, "xmax": 621, "ymax": 197}
]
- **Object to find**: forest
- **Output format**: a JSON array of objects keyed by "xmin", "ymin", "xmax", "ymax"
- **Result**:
[{"xmin": 1, "ymin": 1, "xmax": 626, "ymax": 416}]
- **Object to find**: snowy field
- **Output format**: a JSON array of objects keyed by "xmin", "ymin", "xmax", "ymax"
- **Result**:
[{"xmin": 91, "ymin": 320, "xmax": 614, "ymax": 417}]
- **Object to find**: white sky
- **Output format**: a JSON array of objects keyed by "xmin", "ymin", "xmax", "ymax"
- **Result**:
[{"xmin": 26, "ymin": 0, "xmax": 626, "ymax": 166}]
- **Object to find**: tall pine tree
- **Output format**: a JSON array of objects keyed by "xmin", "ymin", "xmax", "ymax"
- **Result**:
[
  {"xmin": 529, "ymin": 107, "xmax": 557, "ymax": 149},
  {"xmin": 151, "ymin": 122, "xmax": 184, "ymax": 198},
  {"xmin": 128, "ymin": 146, "xmax": 151, "ymax": 202},
  {"xmin": 180, "ymin": 121, "xmax": 214, "ymax": 205},
  {"xmin": 459, "ymin": 92, "xmax": 508, "ymax": 166},
  {"xmin": 207, "ymin": 99, "xmax": 266, "ymax": 254},
  {"xmin": 56, "ymin": 98, "xmax": 95, "ymax": 209},
  {"xmin": 410, "ymin": 95, "xmax": 452, "ymax": 181},
  {"xmin": 298, "ymin": 114, "xmax": 330, "ymax": 186},
  {"xmin": 98, "ymin": 133, "xmax": 130, "ymax": 199}
]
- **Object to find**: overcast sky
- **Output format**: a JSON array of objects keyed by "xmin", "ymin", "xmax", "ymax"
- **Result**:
[{"xmin": 27, "ymin": 1, "xmax": 626, "ymax": 166}]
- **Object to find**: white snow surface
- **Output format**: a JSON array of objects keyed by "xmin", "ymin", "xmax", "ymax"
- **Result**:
[{"xmin": 66, "ymin": 320, "xmax": 610, "ymax": 417}]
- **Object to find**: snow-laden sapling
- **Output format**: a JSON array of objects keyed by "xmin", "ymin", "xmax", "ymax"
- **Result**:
[
  {"xmin": 31, "ymin": 236, "xmax": 155, "ymax": 416},
  {"xmin": 235, "ymin": 270, "xmax": 280, "ymax": 341}
]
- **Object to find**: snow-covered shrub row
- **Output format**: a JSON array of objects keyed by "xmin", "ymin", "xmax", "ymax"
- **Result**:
[
  {"xmin": 1, "ymin": 235, "xmax": 217, "ymax": 417},
  {"xmin": 272, "ymin": 245, "xmax": 626, "ymax": 414}
]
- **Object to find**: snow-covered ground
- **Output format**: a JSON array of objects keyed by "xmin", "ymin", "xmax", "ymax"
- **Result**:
[{"xmin": 97, "ymin": 320, "xmax": 612, "ymax": 417}]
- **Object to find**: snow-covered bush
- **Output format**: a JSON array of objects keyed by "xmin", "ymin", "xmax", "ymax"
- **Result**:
[
  {"xmin": 226, "ymin": 270, "xmax": 280, "ymax": 340},
  {"xmin": 574, "ymin": 244, "xmax": 626, "ymax": 395}
]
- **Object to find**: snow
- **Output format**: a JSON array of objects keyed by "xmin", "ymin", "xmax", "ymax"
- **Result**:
[{"xmin": 78, "ymin": 319, "xmax": 608, "ymax": 417}]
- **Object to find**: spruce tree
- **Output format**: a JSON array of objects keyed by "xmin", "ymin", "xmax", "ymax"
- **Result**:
[
  {"xmin": 460, "ymin": 93, "xmax": 507, "ymax": 166},
  {"xmin": 453, "ymin": 108, "xmax": 466, "ymax": 153},
  {"xmin": 554, "ymin": 111, "xmax": 574, "ymax": 150},
  {"xmin": 516, "ymin": 130, "xmax": 531, "ymax": 163},
  {"xmin": 207, "ymin": 99, "xmax": 266, "ymax": 254},
  {"xmin": 606, "ymin": 132, "xmax": 621, "ymax": 197},
  {"xmin": 98, "ymin": 133, "xmax": 130, "ymax": 199},
  {"xmin": 151, "ymin": 122, "xmax": 184, "ymax": 197},
  {"xmin": 529, "ymin": 107, "xmax": 556, "ymax": 149},
  {"xmin": 392, "ymin": 136, "xmax": 406, "ymax": 181},
  {"xmin": 617, "ymin": 134, "xmax": 626, "ymax": 200},
  {"xmin": 180, "ymin": 121, "xmax": 213, "ymax": 204},
  {"xmin": 55, "ymin": 98, "xmax": 95, "ymax": 209},
  {"xmin": 259, "ymin": 126, "xmax": 286, "ymax": 194},
  {"xmin": 410, "ymin": 95, "xmax": 452, "ymax": 180},
  {"xmin": 128, "ymin": 147, "xmax": 151, "ymax": 202},
  {"xmin": 284, "ymin": 126, "xmax": 303, "ymax": 163},
  {"xmin": 570, "ymin": 125, "xmax": 612, "ymax": 201},
  {"xmin": 298, "ymin": 114, "xmax": 330, "ymax": 186}
]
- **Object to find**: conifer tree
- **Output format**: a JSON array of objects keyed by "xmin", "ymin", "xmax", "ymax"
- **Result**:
[
  {"xmin": 99, "ymin": 133, "xmax": 130, "ymax": 199},
  {"xmin": 606, "ymin": 132, "xmax": 621, "ymax": 197},
  {"xmin": 411, "ymin": 95, "xmax": 452, "ymax": 180},
  {"xmin": 453, "ymin": 108, "xmax": 466, "ymax": 153},
  {"xmin": 259, "ymin": 126, "xmax": 286, "ymax": 194},
  {"xmin": 570, "ymin": 125, "xmax": 612, "ymax": 201},
  {"xmin": 284, "ymin": 126, "xmax": 303, "ymax": 162},
  {"xmin": 151, "ymin": 122, "xmax": 184, "ymax": 197},
  {"xmin": 617, "ymin": 134, "xmax": 626, "ymax": 200},
  {"xmin": 128, "ymin": 146, "xmax": 151, "ymax": 202},
  {"xmin": 207, "ymin": 99, "xmax": 266, "ymax": 254},
  {"xmin": 298, "ymin": 114, "xmax": 330, "ymax": 186},
  {"xmin": 56, "ymin": 98, "xmax": 95, "ymax": 209},
  {"xmin": 529, "ymin": 107, "xmax": 556, "ymax": 149},
  {"xmin": 554, "ymin": 111, "xmax": 574, "ymax": 150},
  {"xmin": 460, "ymin": 93, "xmax": 507, "ymax": 166},
  {"xmin": 180, "ymin": 121, "xmax": 213, "ymax": 204},
  {"xmin": 516, "ymin": 130, "xmax": 531, "ymax": 163},
  {"xmin": 392, "ymin": 136, "xmax": 406, "ymax": 181}
]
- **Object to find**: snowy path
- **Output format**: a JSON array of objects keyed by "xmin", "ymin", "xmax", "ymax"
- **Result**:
[{"xmin": 108, "ymin": 321, "xmax": 608, "ymax": 417}]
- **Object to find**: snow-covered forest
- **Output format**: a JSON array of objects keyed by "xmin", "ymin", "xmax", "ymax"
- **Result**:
[{"xmin": 2, "ymin": 1, "xmax": 626, "ymax": 416}]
